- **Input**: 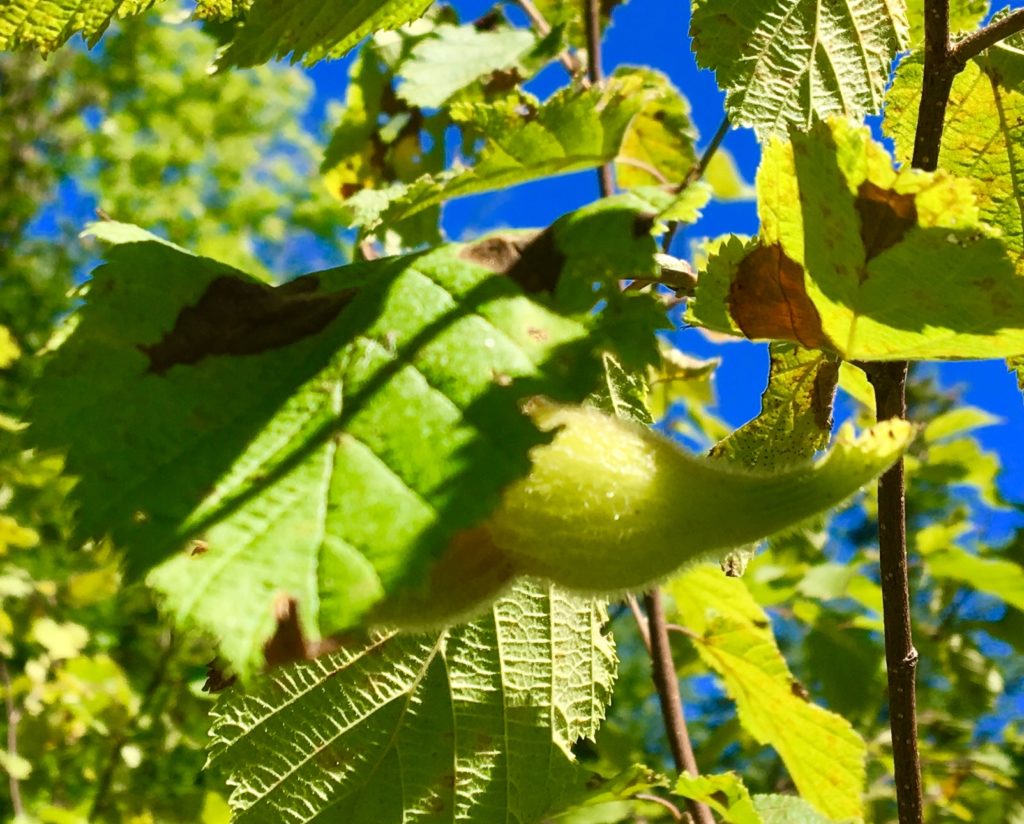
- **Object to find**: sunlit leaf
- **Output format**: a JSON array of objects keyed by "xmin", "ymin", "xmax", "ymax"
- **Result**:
[
  {"xmin": 690, "ymin": 0, "xmax": 908, "ymax": 136},
  {"xmin": 669, "ymin": 565, "xmax": 866, "ymax": 821},
  {"xmin": 345, "ymin": 75, "xmax": 654, "ymax": 232},
  {"xmin": 711, "ymin": 343, "xmax": 838, "ymax": 469},
  {"xmin": 675, "ymin": 772, "xmax": 760, "ymax": 824},
  {"xmin": 210, "ymin": 581, "xmax": 616, "ymax": 824},
  {"xmin": 688, "ymin": 117, "xmax": 1024, "ymax": 360},
  {"xmin": 396, "ymin": 23, "xmax": 537, "ymax": 108},
  {"xmin": 216, "ymin": 0, "xmax": 434, "ymax": 68},
  {"xmin": 904, "ymin": 0, "xmax": 987, "ymax": 47},
  {"xmin": 614, "ymin": 68, "xmax": 697, "ymax": 189},
  {"xmin": 0, "ymin": 0, "xmax": 161, "ymax": 53},
  {"xmin": 31, "ymin": 208, "xmax": 663, "ymax": 677}
]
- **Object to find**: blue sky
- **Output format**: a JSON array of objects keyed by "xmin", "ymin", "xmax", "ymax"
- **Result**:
[{"xmin": 309, "ymin": 0, "xmax": 1024, "ymax": 520}]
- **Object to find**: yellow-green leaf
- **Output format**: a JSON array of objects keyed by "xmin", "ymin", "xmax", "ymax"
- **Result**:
[{"xmin": 669, "ymin": 565, "xmax": 866, "ymax": 821}]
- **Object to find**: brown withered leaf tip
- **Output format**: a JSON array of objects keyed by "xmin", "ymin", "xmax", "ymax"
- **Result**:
[
  {"xmin": 728, "ymin": 243, "xmax": 830, "ymax": 349},
  {"xmin": 855, "ymin": 181, "xmax": 917, "ymax": 264},
  {"xmin": 262, "ymin": 593, "xmax": 345, "ymax": 671},
  {"xmin": 140, "ymin": 274, "xmax": 357, "ymax": 374},
  {"xmin": 202, "ymin": 658, "xmax": 237, "ymax": 693},
  {"xmin": 459, "ymin": 229, "xmax": 566, "ymax": 295},
  {"xmin": 262, "ymin": 594, "xmax": 309, "ymax": 670}
]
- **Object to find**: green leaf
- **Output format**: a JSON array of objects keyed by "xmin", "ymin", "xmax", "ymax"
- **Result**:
[
  {"xmin": 837, "ymin": 362, "xmax": 876, "ymax": 416},
  {"xmin": 209, "ymin": 581, "xmax": 616, "ymax": 824},
  {"xmin": 688, "ymin": 117, "xmax": 1024, "ymax": 361},
  {"xmin": 710, "ymin": 343, "xmax": 838, "ymax": 469},
  {"xmin": 923, "ymin": 546, "xmax": 1024, "ymax": 612},
  {"xmin": 904, "ymin": 0, "xmax": 987, "ymax": 47},
  {"xmin": 0, "ymin": 325, "xmax": 21, "ymax": 368},
  {"xmin": 31, "ymin": 211, "xmax": 662, "ymax": 677},
  {"xmin": 193, "ymin": 0, "xmax": 252, "ymax": 21},
  {"xmin": 646, "ymin": 346, "xmax": 720, "ymax": 423},
  {"xmin": 0, "ymin": 514, "xmax": 40, "ymax": 553},
  {"xmin": 530, "ymin": 0, "xmax": 625, "ymax": 48},
  {"xmin": 0, "ymin": 749, "xmax": 32, "ymax": 781},
  {"xmin": 886, "ymin": 26, "xmax": 1024, "ymax": 420},
  {"xmin": 345, "ymin": 76, "xmax": 654, "ymax": 232},
  {"xmin": 31, "ymin": 617, "xmax": 89, "ymax": 660},
  {"xmin": 923, "ymin": 406, "xmax": 1001, "ymax": 443},
  {"xmin": 690, "ymin": 0, "xmax": 908, "ymax": 136},
  {"xmin": 668, "ymin": 565, "xmax": 866, "ymax": 821},
  {"xmin": 752, "ymin": 793, "xmax": 842, "ymax": 823},
  {"xmin": 0, "ymin": 0, "xmax": 161, "ymax": 53},
  {"xmin": 884, "ymin": 51, "xmax": 1024, "ymax": 266},
  {"xmin": 675, "ymin": 772, "xmax": 761, "ymax": 824},
  {"xmin": 216, "ymin": 0, "xmax": 434, "ymax": 68},
  {"xmin": 613, "ymin": 68, "xmax": 697, "ymax": 189},
  {"xmin": 705, "ymin": 149, "xmax": 755, "ymax": 201},
  {"xmin": 1011, "ymin": 356, "xmax": 1024, "ymax": 398},
  {"xmin": 396, "ymin": 23, "xmax": 538, "ymax": 108},
  {"xmin": 590, "ymin": 353, "xmax": 654, "ymax": 425}
]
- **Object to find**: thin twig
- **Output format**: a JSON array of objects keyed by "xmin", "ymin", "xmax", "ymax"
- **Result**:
[
  {"xmin": 686, "ymin": 115, "xmax": 730, "ymax": 187},
  {"xmin": 512, "ymin": 0, "xmax": 587, "ymax": 82},
  {"xmin": 616, "ymin": 156, "xmax": 672, "ymax": 185},
  {"xmin": 641, "ymin": 591, "xmax": 716, "ymax": 824},
  {"xmin": 1, "ymin": 661, "xmax": 24, "ymax": 818},
  {"xmin": 627, "ymin": 594, "xmax": 652, "ymax": 651},
  {"xmin": 635, "ymin": 792, "xmax": 685, "ymax": 821},
  {"xmin": 582, "ymin": 0, "xmax": 615, "ymax": 197},
  {"xmin": 949, "ymin": 8, "xmax": 1024, "ymax": 67},
  {"xmin": 662, "ymin": 115, "xmax": 730, "ymax": 253},
  {"xmin": 357, "ymin": 238, "xmax": 380, "ymax": 261}
]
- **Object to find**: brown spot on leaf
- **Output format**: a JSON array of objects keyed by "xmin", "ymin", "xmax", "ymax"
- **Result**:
[
  {"xmin": 855, "ymin": 181, "xmax": 917, "ymax": 264},
  {"xmin": 790, "ymin": 679, "xmax": 810, "ymax": 701},
  {"xmin": 338, "ymin": 182, "xmax": 362, "ymax": 199},
  {"xmin": 140, "ymin": 275, "xmax": 356, "ymax": 374},
  {"xmin": 189, "ymin": 540, "xmax": 208, "ymax": 557},
  {"xmin": 484, "ymin": 67, "xmax": 524, "ymax": 95},
  {"xmin": 729, "ymin": 244, "xmax": 829, "ymax": 348},
  {"xmin": 459, "ymin": 229, "xmax": 566, "ymax": 295}
]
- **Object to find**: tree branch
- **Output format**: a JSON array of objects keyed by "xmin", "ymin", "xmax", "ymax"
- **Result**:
[
  {"xmin": 949, "ymin": 8, "xmax": 1024, "ymax": 67},
  {"xmin": 1, "ymin": 661, "xmax": 24, "ymax": 818},
  {"xmin": 582, "ymin": 0, "xmax": 615, "ymax": 197},
  {"xmin": 512, "ymin": 0, "xmax": 586, "ymax": 81},
  {"xmin": 864, "ymin": 362, "xmax": 922, "ymax": 824},
  {"xmin": 639, "ymin": 591, "xmax": 716, "ymax": 824}
]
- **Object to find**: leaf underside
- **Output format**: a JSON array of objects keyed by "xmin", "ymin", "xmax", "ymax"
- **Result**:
[
  {"xmin": 690, "ymin": 0, "xmax": 908, "ymax": 136},
  {"xmin": 209, "ymin": 580, "xmax": 616, "ymax": 824},
  {"xmin": 670, "ymin": 566, "xmax": 866, "ymax": 821}
]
